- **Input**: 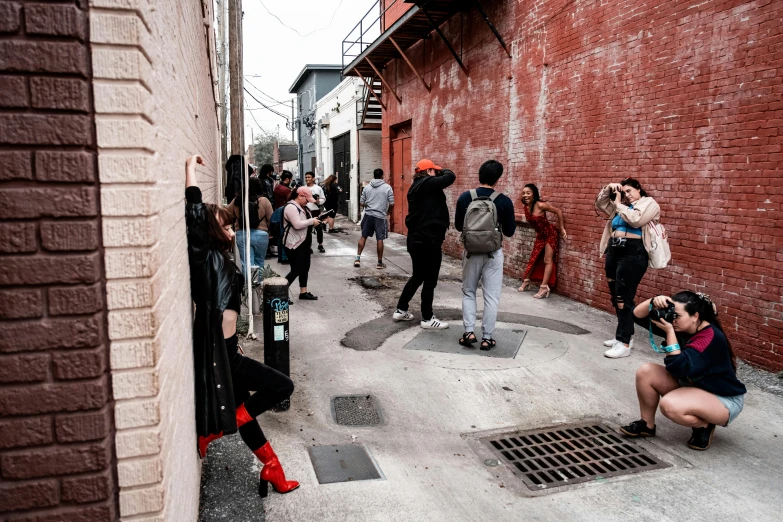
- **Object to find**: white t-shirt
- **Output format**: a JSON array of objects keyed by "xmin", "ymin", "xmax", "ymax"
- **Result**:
[{"xmin": 306, "ymin": 183, "xmax": 325, "ymax": 212}]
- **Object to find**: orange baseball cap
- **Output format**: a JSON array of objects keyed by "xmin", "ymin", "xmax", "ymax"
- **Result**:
[{"xmin": 415, "ymin": 159, "xmax": 442, "ymax": 172}]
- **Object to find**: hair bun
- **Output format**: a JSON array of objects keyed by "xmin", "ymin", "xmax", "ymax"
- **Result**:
[{"xmin": 696, "ymin": 292, "xmax": 718, "ymax": 314}]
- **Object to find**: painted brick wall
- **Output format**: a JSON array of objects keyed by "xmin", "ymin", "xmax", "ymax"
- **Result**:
[
  {"xmin": 360, "ymin": 130, "xmax": 383, "ymax": 184},
  {"xmin": 91, "ymin": 0, "xmax": 220, "ymax": 519},
  {"xmin": 382, "ymin": 0, "xmax": 412, "ymax": 31},
  {"xmin": 0, "ymin": 0, "xmax": 117, "ymax": 519},
  {"xmin": 381, "ymin": 0, "xmax": 783, "ymax": 370}
]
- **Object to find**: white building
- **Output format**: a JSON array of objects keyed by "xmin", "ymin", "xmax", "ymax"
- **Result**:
[{"xmin": 314, "ymin": 77, "xmax": 382, "ymax": 221}]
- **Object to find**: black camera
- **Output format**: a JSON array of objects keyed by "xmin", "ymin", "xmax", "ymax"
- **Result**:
[{"xmin": 650, "ymin": 303, "xmax": 677, "ymax": 323}]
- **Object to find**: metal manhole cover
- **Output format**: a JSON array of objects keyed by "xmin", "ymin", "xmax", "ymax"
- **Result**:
[
  {"xmin": 331, "ymin": 395, "xmax": 382, "ymax": 426},
  {"xmin": 307, "ymin": 445, "xmax": 383, "ymax": 484},
  {"xmin": 482, "ymin": 423, "xmax": 669, "ymax": 490}
]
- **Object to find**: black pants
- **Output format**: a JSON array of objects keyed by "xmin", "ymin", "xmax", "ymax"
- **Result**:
[
  {"xmin": 605, "ymin": 239, "xmax": 648, "ymax": 344},
  {"xmin": 311, "ymin": 209, "xmax": 323, "ymax": 245},
  {"xmin": 227, "ymin": 339, "xmax": 294, "ymax": 451},
  {"xmin": 396, "ymin": 239, "xmax": 443, "ymax": 321},
  {"xmin": 285, "ymin": 242, "xmax": 311, "ymax": 289}
]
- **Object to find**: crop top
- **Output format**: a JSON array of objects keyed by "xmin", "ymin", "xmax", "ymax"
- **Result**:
[{"xmin": 612, "ymin": 205, "xmax": 642, "ymax": 235}]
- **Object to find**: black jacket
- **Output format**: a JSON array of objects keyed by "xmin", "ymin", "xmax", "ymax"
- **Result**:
[
  {"xmin": 405, "ymin": 170, "xmax": 456, "ymax": 244},
  {"xmin": 185, "ymin": 187, "xmax": 240, "ymax": 437},
  {"xmin": 260, "ymin": 176, "xmax": 275, "ymax": 203}
]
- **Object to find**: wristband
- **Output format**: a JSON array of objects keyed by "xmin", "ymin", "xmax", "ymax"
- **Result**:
[{"xmin": 662, "ymin": 343, "xmax": 680, "ymax": 354}]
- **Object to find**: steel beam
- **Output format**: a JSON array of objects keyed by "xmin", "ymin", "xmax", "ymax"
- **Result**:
[
  {"xmin": 423, "ymin": 8, "xmax": 468, "ymax": 76},
  {"xmin": 366, "ymin": 58, "xmax": 402, "ymax": 104},
  {"xmin": 473, "ymin": 0, "xmax": 511, "ymax": 58},
  {"xmin": 390, "ymin": 36, "xmax": 431, "ymax": 92}
]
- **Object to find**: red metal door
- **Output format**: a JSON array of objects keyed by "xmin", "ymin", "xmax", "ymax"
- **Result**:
[{"xmin": 391, "ymin": 136, "xmax": 411, "ymax": 234}]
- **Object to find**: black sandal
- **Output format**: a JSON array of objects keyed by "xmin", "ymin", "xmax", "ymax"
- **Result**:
[
  {"xmin": 480, "ymin": 338, "xmax": 496, "ymax": 351},
  {"xmin": 459, "ymin": 332, "xmax": 478, "ymax": 346}
]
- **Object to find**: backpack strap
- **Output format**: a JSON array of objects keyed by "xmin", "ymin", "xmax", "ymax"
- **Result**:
[
  {"xmin": 469, "ymin": 189, "xmax": 478, "ymax": 201},
  {"xmin": 488, "ymin": 191, "xmax": 500, "ymax": 201}
]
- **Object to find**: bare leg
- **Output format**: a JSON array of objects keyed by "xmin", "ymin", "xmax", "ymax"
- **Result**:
[
  {"xmin": 377, "ymin": 240, "xmax": 384, "ymax": 264},
  {"xmin": 635, "ymin": 363, "xmax": 679, "ymax": 428},
  {"xmin": 540, "ymin": 244, "xmax": 554, "ymax": 288},
  {"xmin": 659, "ymin": 388, "xmax": 731, "ymax": 428},
  {"xmin": 357, "ymin": 236, "xmax": 367, "ymax": 256},
  {"xmin": 222, "ymin": 309, "xmax": 238, "ymax": 338}
]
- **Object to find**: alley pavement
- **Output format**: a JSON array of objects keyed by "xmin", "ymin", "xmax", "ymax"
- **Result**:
[{"xmin": 200, "ymin": 218, "xmax": 783, "ymax": 522}]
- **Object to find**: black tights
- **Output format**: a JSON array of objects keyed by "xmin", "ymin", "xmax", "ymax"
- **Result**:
[
  {"xmin": 285, "ymin": 243, "xmax": 311, "ymax": 290},
  {"xmin": 225, "ymin": 335, "xmax": 294, "ymax": 451},
  {"xmin": 604, "ymin": 240, "xmax": 648, "ymax": 344}
]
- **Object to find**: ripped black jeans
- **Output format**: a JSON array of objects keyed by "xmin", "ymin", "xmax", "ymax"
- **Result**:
[{"xmin": 605, "ymin": 239, "xmax": 648, "ymax": 344}]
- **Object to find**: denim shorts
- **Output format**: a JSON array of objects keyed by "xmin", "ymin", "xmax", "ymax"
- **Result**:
[
  {"xmin": 715, "ymin": 393, "xmax": 744, "ymax": 426},
  {"xmin": 677, "ymin": 380, "xmax": 745, "ymax": 426}
]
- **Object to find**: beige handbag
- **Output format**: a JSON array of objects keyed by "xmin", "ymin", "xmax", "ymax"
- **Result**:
[{"xmin": 646, "ymin": 220, "xmax": 671, "ymax": 269}]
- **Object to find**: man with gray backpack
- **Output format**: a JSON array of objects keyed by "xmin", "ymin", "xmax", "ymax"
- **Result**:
[{"xmin": 454, "ymin": 160, "xmax": 516, "ymax": 350}]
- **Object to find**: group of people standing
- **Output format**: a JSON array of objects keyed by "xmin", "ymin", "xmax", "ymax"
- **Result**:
[{"xmin": 183, "ymin": 153, "xmax": 747, "ymax": 503}]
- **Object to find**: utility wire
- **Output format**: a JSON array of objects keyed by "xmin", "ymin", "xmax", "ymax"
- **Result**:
[
  {"xmin": 243, "ymin": 87, "xmax": 290, "ymax": 121},
  {"xmin": 258, "ymin": 0, "xmax": 345, "ymax": 38},
  {"xmin": 244, "ymin": 76, "xmax": 289, "ymax": 106}
]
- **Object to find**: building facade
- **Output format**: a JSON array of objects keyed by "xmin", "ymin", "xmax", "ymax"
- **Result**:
[
  {"xmin": 0, "ymin": 0, "xmax": 223, "ymax": 519},
  {"xmin": 288, "ymin": 65, "xmax": 342, "ymax": 181},
  {"xmin": 315, "ymin": 77, "xmax": 383, "ymax": 221},
  {"xmin": 344, "ymin": 0, "xmax": 783, "ymax": 371}
]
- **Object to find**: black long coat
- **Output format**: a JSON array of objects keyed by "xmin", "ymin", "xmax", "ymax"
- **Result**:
[{"xmin": 185, "ymin": 187, "xmax": 240, "ymax": 437}]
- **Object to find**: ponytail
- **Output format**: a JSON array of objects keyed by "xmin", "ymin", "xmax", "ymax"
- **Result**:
[{"xmin": 672, "ymin": 291, "xmax": 737, "ymax": 371}]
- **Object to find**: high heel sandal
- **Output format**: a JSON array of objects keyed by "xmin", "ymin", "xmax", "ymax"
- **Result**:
[
  {"xmin": 533, "ymin": 285, "xmax": 550, "ymax": 299},
  {"xmin": 517, "ymin": 279, "xmax": 531, "ymax": 292},
  {"xmin": 254, "ymin": 442, "xmax": 300, "ymax": 498},
  {"xmin": 459, "ymin": 332, "xmax": 478, "ymax": 346}
]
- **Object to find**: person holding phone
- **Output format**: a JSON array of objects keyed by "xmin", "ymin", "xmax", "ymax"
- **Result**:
[
  {"xmin": 283, "ymin": 186, "xmax": 322, "ymax": 301},
  {"xmin": 322, "ymin": 174, "xmax": 342, "ymax": 232},
  {"xmin": 620, "ymin": 291, "xmax": 746, "ymax": 451}
]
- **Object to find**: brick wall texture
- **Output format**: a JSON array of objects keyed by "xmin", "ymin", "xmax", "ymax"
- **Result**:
[
  {"xmin": 0, "ymin": 0, "xmax": 117, "ymax": 520},
  {"xmin": 380, "ymin": 0, "xmax": 783, "ymax": 371},
  {"xmin": 91, "ymin": 0, "xmax": 221, "ymax": 519}
]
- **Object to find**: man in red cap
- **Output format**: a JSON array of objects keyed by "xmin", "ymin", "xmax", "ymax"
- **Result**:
[{"xmin": 392, "ymin": 159, "xmax": 456, "ymax": 329}]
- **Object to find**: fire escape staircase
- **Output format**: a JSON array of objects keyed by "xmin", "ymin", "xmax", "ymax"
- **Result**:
[{"xmin": 357, "ymin": 78, "xmax": 382, "ymax": 130}]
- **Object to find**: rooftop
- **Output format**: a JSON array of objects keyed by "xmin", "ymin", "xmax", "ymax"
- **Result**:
[{"xmin": 288, "ymin": 64, "xmax": 342, "ymax": 93}]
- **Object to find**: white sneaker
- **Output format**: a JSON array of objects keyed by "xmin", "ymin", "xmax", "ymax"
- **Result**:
[
  {"xmin": 392, "ymin": 309, "xmax": 414, "ymax": 321},
  {"xmin": 604, "ymin": 340, "xmax": 631, "ymax": 358},
  {"xmin": 421, "ymin": 316, "xmax": 449, "ymax": 330},
  {"xmin": 603, "ymin": 339, "xmax": 616, "ymax": 347}
]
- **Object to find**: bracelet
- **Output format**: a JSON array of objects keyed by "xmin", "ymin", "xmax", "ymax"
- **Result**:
[{"xmin": 662, "ymin": 343, "xmax": 680, "ymax": 353}]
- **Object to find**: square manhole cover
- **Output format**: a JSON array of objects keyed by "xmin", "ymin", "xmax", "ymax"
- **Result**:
[
  {"xmin": 482, "ymin": 423, "xmax": 669, "ymax": 490},
  {"xmin": 404, "ymin": 327, "xmax": 526, "ymax": 359},
  {"xmin": 307, "ymin": 445, "xmax": 383, "ymax": 484},
  {"xmin": 331, "ymin": 395, "xmax": 382, "ymax": 426}
]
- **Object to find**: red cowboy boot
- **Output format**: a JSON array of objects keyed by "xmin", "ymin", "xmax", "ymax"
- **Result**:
[
  {"xmin": 253, "ymin": 441, "xmax": 300, "ymax": 497},
  {"xmin": 198, "ymin": 432, "xmax": 223, "ymax": 459}
]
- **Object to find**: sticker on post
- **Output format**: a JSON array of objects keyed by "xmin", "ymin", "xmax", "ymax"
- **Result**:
[
  {"xmin": 274, "ymin": 325, "xmax": 285, "ymax": 341},
  {"xmin": 270, "ymin": 298, "xmax": 290, "ymax": 324}
]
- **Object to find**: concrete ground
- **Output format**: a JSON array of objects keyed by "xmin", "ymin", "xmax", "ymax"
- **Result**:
[{"xmin": 200, "ymin": 218, "xmax": 783, "ymax": 522}]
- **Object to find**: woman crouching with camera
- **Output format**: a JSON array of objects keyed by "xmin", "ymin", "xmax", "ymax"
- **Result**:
[
  {"xmin": 595, "ymin": 178, "xmax": 660, "ymax": 358},
  {"xmin": 184, "ymin": 155, "xmax": 299, "ymax": 498},
  {"xmin": 619, "ymin": 291, "xmax": 746, "ymax": 450}
]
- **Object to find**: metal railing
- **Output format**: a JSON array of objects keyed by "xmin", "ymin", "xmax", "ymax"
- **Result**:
[{"xmin": 341, "ymin": 0, "xmax": 400, "ymax": 73}]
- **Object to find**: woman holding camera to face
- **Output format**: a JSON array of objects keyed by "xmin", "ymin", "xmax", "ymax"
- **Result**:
[
  {"xmin": 620, "ymin": 291, "xmax": 746, "ymax": 450},
  {"xmin": 595, "ymin": 178, "xmax": 660, "ymax": 358}
]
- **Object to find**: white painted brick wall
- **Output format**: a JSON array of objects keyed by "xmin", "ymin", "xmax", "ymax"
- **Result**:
[
  {"xmin": 92, "ymin": 0, "xmax": 220, "ymax": 519},
  {"xmin": 359, "ymin": 130, "xmax": 382, "ymax": 184}
]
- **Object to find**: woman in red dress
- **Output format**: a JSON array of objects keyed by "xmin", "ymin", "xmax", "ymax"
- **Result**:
[{"xmin": 518, "ymin": 184, "xmax": 566, "ymax": 298}]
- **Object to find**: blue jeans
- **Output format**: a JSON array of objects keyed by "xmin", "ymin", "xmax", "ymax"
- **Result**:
[{"xmin": 236, "ymin": 229, "xmax": 269, "ymax": 274}]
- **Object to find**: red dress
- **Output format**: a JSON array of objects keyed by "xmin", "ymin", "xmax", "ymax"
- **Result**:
[{"xmin": 523, "ymin": 204, "xmax": 559, "ymax": 286}]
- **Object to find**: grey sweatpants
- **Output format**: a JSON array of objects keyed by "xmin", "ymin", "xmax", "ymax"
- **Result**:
[{"xmin": 462, "ymin": 249, "xmax": 504, "ymax": 339}]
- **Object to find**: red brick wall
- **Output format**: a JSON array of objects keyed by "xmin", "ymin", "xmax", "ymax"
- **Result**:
[
  {"xmin": 0, "ymin": 1, "xmax": 117, "ymax": 519},
  {"xmin": 382, "ymin": 0, "xmax": 783, "ymax": 370},
  {"xmin": 382, "ymin": 0, "xmax": 413, "ymax": 31}
]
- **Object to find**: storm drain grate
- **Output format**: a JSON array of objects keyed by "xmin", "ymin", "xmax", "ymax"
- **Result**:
[
  {"xmin": 482, "ymin": 423, "xmax": 669, "ymax": 490},
  {"xmin": 331, "ymin": 395, "xmax": 382, "ymax": 426}
]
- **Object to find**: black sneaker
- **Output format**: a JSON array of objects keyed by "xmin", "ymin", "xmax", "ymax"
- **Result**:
[
  {"xmin": 318, "ymin": 245, "xmax": 325, "ymax": 253},
  {"xmin": 687, "ymin": 424, "xmax": 715, "ymax": 451},
  {"xmin": 299, "ymin": 292, "xmax": 318, "ymax": 300},
  {"xmin": 619, "ymin": 419, "xmax": 656, "ymax": 438}
]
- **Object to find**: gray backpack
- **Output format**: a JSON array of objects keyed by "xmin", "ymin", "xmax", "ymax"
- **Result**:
[{"xmin": 461, "ymin": 190, "xmax": 502, "ymax": 255}]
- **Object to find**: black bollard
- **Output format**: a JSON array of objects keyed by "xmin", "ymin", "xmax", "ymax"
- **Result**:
[{"xmin": 262, "ymin": 277, "xmax": 291, "ymax": 411}]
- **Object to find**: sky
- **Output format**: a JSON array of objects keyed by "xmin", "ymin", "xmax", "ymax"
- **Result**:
[{"xmin": 238, "ymin": 0, "xmax": 380, "ymax": 147}]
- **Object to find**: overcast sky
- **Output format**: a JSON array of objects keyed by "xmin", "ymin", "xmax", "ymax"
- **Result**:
[{"xmin": 240, "ymin": 0, "xmax": 378, "ymax": 146}]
